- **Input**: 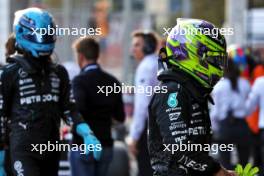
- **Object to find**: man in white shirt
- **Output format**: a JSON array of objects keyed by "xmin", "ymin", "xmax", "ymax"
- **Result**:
[
  {"xmin": 128, "ymin": 31, "xmax": 158, "ymax": 176},
  {"xmin": 246, "ymin": 76, "xmax": 264, "ymax": 174},
  {"xmin": 247, "ymin": 76, "xmax": 264, "ymax": 128}
]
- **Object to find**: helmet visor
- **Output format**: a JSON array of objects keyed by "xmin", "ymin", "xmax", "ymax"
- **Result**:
[
  {"xmin": 206, "ymin": 51, "xmax": 228, "ymax": 70},
  {"xmin": 22, "ymin": 31, "xmax": 56, "ymax": 44},
  {"xmin": 19, "ymin": 16, "xmax": 56, "ymax": 44}
]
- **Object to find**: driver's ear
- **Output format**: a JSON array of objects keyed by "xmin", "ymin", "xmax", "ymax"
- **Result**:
[{"xmin": 79, "ymin": 53, "xmax": 86, "ymax": 61}]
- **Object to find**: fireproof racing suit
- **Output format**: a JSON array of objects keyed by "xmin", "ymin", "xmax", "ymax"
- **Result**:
[
  {"xmin": 0, "ymin": 55, "xmax": 84, "ymax": 176},
  {"xmin": 148, "ymin": 68, "xmax": 221, "ymax": 176}
]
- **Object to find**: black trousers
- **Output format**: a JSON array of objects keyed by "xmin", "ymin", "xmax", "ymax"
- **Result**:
[
  {"xmin": 4, "ymin": 148, "xmax": 13, "ymax": 176},
  {"xmin": 218, "ymin": 118, "xmax": 251, "ymax": 169},
  {"xmin": 219, "ymin": 143, "xmax": 250, "ymax": 170},
  {"xmin": 10, "ymin": 150, "xmax": 60, "ymax": 176},
  {"xmin": 136, "ymin": 125, "xmax": 153, "ymax": 176},
  {"xmin": 250, "ymin": 133, "xmax": 262, "ymax": 169},
  {"xmin": 257, "ymin": 130, "xmax": 264, "ymax": 174}
]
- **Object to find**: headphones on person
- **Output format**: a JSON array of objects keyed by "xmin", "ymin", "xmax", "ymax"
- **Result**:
[{"xmin": 142, "ymin": 32, "xmax": 157, "ymax": 55}]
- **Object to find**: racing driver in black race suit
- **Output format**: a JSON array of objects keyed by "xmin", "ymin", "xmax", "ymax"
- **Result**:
[
  {"xmin": 0, "ymin": 8, "xmax": 102, "ymax": 176},
  {"xmin": 148, "ymin": 18, "xmax": 237, "ymax": 176}
]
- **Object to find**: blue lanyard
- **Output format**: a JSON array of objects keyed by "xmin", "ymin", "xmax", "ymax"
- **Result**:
[{"xmin": 83, "ymin": 64, "xmax": 98, "ymax": 72}]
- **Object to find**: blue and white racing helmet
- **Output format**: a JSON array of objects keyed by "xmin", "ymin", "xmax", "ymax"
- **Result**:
[{"xmin": 13, "ymin": 8, "xmax": 56, "ymax": 58}]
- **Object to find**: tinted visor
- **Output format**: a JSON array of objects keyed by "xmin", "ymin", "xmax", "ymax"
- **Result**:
[
  {"xmin": 19, "ymin": 16, "xmax": 56, "ymax": 44},
  {"xmin": 23, "ymin": 32, "xmax": 56, "ymax": 44},
  {"xmin": 206, "ymin": 51, "xmax": 228, "ymax": 69}
]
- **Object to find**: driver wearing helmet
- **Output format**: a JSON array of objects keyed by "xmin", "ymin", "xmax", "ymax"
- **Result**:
[
  {"xmin": 0, "ymin": 8, "xmax": 102, "ymax": 176},
  {"xmin": 148, "ymin": 18, "xmax": 237, "ymax": 176}
]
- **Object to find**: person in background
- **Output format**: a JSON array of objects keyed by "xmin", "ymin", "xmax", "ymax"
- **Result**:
[
  {"xmin": 0, "ymin": 40, "xmax": 6, "ymax": 175},
  {"xmin": 211, "ymin": 56, "xmax": 251, "ymax": 169},
  {"xmin": 127, "ymin": 31, "xmax": 158, "ymax": 176},
  {"xmin": 5, "ymin": 33, "xmax": 16, "ymax": 58},
  {"xmin": 245, "ymin": 55, "xmax": 264, "ymax": 175},
  {"xmin": 2, "ymin": 33, "xmax": 17, "ymax": 176},
  {"xmin": 71, "ymin": 37, "xmax": 125, "ymax": 176},
  {"xmin": 246, "ymin": 48, "xmax": 264, "ymax": 169}
]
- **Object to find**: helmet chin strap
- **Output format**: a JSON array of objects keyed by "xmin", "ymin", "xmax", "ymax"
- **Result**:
[
  {"xmin": 157, "ymin": 58, "xmax": 167, "ymax": 76},
  {"xmin": 209, "ymin": 74, "xmax": 220, "ymax": 87},
  {"xmin": 157, "ymin": 47, "xmax": 169, "ymax": 77}
]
